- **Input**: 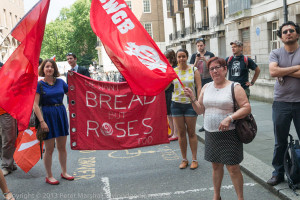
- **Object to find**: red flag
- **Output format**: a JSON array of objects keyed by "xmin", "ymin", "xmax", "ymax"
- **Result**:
[
  {"xmin": 50, "ymin": 55, "xmax": 56, "ymax": 61},
  {"xmin": 0, "ymin": 0, "xmax": 50, "ymax": 131},
  {"xmin": 14, "ymin": 128, "xmax": 42, "ymax": 173},
  {"xmin": 90, "ymin": 0, "xmax": 179, "ymax": 96}
]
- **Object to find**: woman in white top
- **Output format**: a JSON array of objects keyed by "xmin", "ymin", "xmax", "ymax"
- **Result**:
[
  {"xmin": 184, "ymin": 57, "xmax": 251, "ymax": 200},
  {"xmin": 171, "ymin": 49, "xmax": 201, "ymax": 170}
]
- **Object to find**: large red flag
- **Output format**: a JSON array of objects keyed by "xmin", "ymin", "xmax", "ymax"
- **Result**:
[
  {"xmin": 0, "ymin": 0, "xmax": 50, "ymax": 131},
  {"xmin": 90, "ymin": 0, "xmax": 179, "ymax": 96}
]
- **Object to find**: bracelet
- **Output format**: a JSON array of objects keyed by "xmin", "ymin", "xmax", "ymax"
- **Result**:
[
  {"xmin": 40, "ymin": 120, "xmax": 44, "ymax": 123},
  {"xmin": 229, "ymin": 115, "xmax": 234, "ymax": 123},
  {"xmin": 191, "ymin": 98, "xmax": 197, "ymax": 103}
]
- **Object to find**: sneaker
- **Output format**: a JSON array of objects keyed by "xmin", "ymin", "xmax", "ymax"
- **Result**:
[
  {"xmin": 2, "ymin": 168, "xmax": 11, "ymax": 176},
  {"xmin": 267, "ymin": 176, "xmax": 284, "ymax": 186}
]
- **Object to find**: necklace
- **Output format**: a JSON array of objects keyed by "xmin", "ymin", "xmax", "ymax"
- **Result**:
[{"xmin": 44, "ymin": 78, "xmax": 56, "ymax": 86}]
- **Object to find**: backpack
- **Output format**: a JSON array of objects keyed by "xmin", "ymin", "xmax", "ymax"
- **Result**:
[
  {"xmin": 227, "ymin": 55, "xmax": 248, "ymax": 69},
  {"xmin": 284, "ymin": 134, "xmax": 300, "ymax": 195}
]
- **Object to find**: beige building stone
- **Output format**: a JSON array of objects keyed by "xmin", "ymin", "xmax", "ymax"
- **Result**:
[{"xmin": 0, "ymin": 0, "xmax": 24, "ymax": 62}]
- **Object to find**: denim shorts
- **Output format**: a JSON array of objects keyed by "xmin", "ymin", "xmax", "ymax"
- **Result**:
[{"xmin": 171, "ymin": 101, "xmax": 198, "ymax": 117}]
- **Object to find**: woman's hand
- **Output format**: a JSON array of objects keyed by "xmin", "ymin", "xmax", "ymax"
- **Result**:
[
  {"xmin": 183, "ymin": 87, "xmax": 195, "ymax": 99},
  {"xmin": 40, "ymin": 121, "xmax": 49, "ymax": 132},
  {"xmin": 218, "ymin": 116, "xmax": 231, "ymax": 131}
]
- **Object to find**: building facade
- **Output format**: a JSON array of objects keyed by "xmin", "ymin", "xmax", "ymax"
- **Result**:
[
  {"xmin": 96, "ymin": 0, "xmax": 166, "ymax": 72},
  {"xmin": 163, "ymin": 0, "xmax": 300, "ymax": 102},
  {"xmin": 0, "ymin": 0, "xmax": 24, "ymax": 63}
]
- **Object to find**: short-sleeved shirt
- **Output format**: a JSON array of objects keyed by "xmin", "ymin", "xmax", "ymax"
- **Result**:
[
  {"xmin": 172, "ymin": 66, "xmax": 196, "ymax": 104},
  {"xmin": 269, "ymin": 47, "xmax": 300, "ymax": 102},
  {"xmin": 226, "ymin": 55, "xmax": 257, "ymax": 89},
  {"xmin": 190, "ymin": 51, "xmax": 215, "ymax": 79}
]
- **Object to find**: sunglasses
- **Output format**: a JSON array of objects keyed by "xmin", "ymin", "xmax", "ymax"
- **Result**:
[
  {"xmin": 66, "ymin": 52, "xmax": 74, "ymax": 56},
  {"xmin": 209, "ymin": 66, "xmax": 223, "ymax": 72},
  {"xmin": 282, "ymin": 29, "xmax": 295, "ymax": 34},
  {"xmin": 196, "ymin": 38, "xmax": 204, "ymax": 42}
]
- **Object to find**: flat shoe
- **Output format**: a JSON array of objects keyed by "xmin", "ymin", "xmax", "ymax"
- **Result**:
[
  {"xmin": 61, "ymin": 173, "xmax": 74, "ymax": 181},
  {"xmin": 45, "ymin": 177, "xmax": 59, "ymax": 185},
  {"xmin": 179, "ymin": 160, "xmax": 189, "ymax": 169},
  {"xmin": 190, "ymin": 160, "xmax": 198, "ymax": 170},
  {"xmin": 168, "ymin": 137, "xmax": 178, "ymax": 141}
]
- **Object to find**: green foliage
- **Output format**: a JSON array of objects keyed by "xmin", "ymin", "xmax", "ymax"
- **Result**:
[{"xmin": 40, "ymin": 0, "xmax": 97, "ymax": 66}]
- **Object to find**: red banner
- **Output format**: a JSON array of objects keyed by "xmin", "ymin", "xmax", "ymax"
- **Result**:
[
  {"xmin": 0, "ymin": 0, "xmax": 50, "ymax": 131},
  {"xmin": 90, "ymin": 0, "xmax": 178, "ymax": 96},
  {"xmin": 68, "ymin": 72, "xmax": 169, "ymax": 150}
]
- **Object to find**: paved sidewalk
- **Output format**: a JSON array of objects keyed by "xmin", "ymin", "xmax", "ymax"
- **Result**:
[{"xmin": 195, "ymin": 100, "xmax": 299, "ymax": 200}]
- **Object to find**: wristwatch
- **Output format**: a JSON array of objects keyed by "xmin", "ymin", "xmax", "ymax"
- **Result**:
[{"xmin": 251, "ymin": 82, "xmax": 255, "ymax": 85}]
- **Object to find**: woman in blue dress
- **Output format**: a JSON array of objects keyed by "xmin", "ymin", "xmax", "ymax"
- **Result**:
[{"xmin": 33, "ymin": 59, "xmax": 74, "ymax": 185}]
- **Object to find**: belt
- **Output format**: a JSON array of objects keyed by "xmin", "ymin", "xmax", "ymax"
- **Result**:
[{"xmin": 42, "ymin": 103, "xmax": 63, "ymax": 107}]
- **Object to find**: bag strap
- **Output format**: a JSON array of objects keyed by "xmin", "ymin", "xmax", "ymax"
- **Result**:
[{"xmin": 231, "ymin": 83, "xmax": 238, "ymax": 112}]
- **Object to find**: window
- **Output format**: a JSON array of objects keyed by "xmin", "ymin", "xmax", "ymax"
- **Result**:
[
  {"xmin": 166, "ymin": 0, "xmax": 171, "ymax": 12},
  {"xmin": 270, "ymin": 21, "xmax": 280, "ymax": 50},
  {"xmin": 125, "ymin": 1, "xmax": 132, "ymax": 10},
  {"xmin": 143, "ymin": 0, "xmax": 151, "ymax": 13},
  {"xmin": 144, "ymin": 23, "xmax": 152, "ymax": 37},
  {"xmin": 183, "ymin": 0, "xmax": 188, "ymax": 6}
]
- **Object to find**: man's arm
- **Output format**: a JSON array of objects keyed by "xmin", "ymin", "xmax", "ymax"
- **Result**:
[
  {"xmin": 250, "ymin": 66, "xmax": 260, "ymax": 85},
  {"xmin": 269, "ymin": 62, "xmax": 300, "ymax": 77},
  {"xmin": 288, "ymin": 70, "xmax": 300, "ymax": 78}
]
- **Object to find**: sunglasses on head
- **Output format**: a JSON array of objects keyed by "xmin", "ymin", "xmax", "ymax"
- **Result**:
[
  {"xmin": 66, "ymin": 52, "xmax": 74, "ymax": 56},
  {"xmin": 196, "ymin": 38, "xmax": 204, "ymax": 42},
  {"xmin": 282, "ymin": 29, "xmax": 295, "ymax": 34}
]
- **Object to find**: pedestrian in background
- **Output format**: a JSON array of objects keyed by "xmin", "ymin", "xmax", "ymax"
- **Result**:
[
  {"xmin": 184, "ymin": 57, "xmax": 251, "ymax": 200},
  {"xmin": 226, "ymin": 40, "xmax": 260, "ymax": 99},
  {"xmin": 267, "ymin": 21, "xmax": 300, "ymax": 186},
  {"xmin": 66, "ymin": 53, "xmax": 90, "ymax": 77},
  {"xmin": 164, "ymin": 49, "xmax": 178, "ymax": 141},
  {"xmin": 0, "ymin": 62, "xmax": 17, "ymax": 176},
  {"xmin": 171, "ymin": 49, "xmax": 201, "ymax": 170},
  {"xmin": 190, "ymin": 38, "xmax": 215, "ymax": 133},
  {"xmin": 33, "ymin": 59, "xmax": 74, "ymax": 185}
]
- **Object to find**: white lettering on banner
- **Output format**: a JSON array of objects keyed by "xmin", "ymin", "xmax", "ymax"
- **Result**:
[
  {"xmin": 87, "ymin": 120, "xmax": 100, "ymax": 137},
  {"xmin": 124, "ymin": 43, "xmax": 168, "ymax": 73},
  {"xmin": 138, "ymin": 136, "xmax": 153, "ymax": 145},
  {"xmin": 100, "ymin": 122, "xmax": 113, "ymax": 136},
  {"xmin": 142, "ymin": 118, "xmax": 153, "ymax": 134},
  {"xmin": 85, "ymin": 80, "xmax": 119, "ymax": 91},
  {"xmin": 86, "ymin": 91, "xmax": 97, "ymax": 107},
  {"xmin": 100, "ymin": 94, "xmax": 112, "ymax": 109},
  {"xmin": 87, "ymin": 119, "xmax": 153, "ymax": 138},
  {"xmin": 86, "ymin": 91, "xmax": 156, "ymax": 109},
  {"xmin": 108, "ymin": 111, "xmax": 125, "ymax": 119},
  {"xmin": 99, "ymin": 0, "xmax": 135, "ymax": 34},
  {"xmin": 115, "ymin": 95, "xmax": 127, "ymax": 109}
]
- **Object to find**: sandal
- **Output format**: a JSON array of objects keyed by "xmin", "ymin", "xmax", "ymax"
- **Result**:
[{"xmin": 3, "ymin": 192, "xmax": 15, "ymax": 200}]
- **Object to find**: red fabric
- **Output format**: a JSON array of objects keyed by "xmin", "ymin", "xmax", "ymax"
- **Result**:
[
  {"xmin": 0, "ymin": 0, "xmax": 50, "ymax": 131},
  {"xmin": 90, "ymin": 0, "xmax": 178, "ymax": 96},
  {"xmin": 68, "ymin": 72, "xmax": 169, "ymax": 150},
  {"xmin": 14, "ymin": 128, "xmax": 42, "ymax": 173}
]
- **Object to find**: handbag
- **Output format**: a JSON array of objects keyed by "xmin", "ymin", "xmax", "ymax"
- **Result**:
[{"xmin": 231, "ymin": 83, "xmax": 257, "ymax": 144}]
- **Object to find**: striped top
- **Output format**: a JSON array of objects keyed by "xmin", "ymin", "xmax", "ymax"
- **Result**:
[{"xmin": 172, "ymin": 66, "xmax": 196, "ymax": 104}]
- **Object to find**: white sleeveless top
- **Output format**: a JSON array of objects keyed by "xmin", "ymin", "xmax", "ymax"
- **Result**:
[{"xmin": 203, "ymin": 82, "xmax": 239, "ymax": 132}]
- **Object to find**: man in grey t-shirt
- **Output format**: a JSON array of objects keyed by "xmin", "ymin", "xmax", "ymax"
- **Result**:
[{"xmin": 267, "ymin": 21, "xmax": 300, "ymax": 186}]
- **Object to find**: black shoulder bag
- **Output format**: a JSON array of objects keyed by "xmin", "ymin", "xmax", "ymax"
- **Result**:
[{"xmin": 231, "ymin": 83, "xmax": 257, "ymax": 144}]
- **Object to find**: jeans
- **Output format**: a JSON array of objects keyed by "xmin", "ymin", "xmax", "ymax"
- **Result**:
[{"xmin": 271, "ymin": 101, "xmax": 300, "ymax": 177}]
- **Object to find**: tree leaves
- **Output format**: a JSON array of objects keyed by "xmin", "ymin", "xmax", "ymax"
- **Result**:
[{"xmin": 40, "ymin": 0, "xmax": 97, "ymax": 66}]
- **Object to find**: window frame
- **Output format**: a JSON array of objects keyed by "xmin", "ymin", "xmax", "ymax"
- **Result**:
[
  {"xmin": 144, "ymin": 22, "xmax": 153, "ymax": 38},
  {"xmin": 143, "ymin": 0, "xmax": 151, "ymax": 13}
]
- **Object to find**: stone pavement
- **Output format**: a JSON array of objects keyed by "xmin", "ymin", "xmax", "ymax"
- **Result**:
[{"xmin": 195, "ymin": 100, "xmax": 299, "ymax": 200}]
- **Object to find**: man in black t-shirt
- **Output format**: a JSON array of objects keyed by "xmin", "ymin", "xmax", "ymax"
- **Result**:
[
  {"xmin": 190, "ymin": 38, "xmax": 215, "ymax": 132},
  {"xmin": 190, "ymin": 38, "xmax": 215, "ymax": 86},
  {"xmin": 226, "ymin": 40, "xmax": 260, "ymax": 99}
]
